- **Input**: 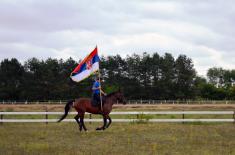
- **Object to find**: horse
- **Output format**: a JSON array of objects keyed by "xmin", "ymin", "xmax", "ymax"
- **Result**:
[{"xmin": 57, "ymin": 90, "xmax": 126, "ymax": 131}]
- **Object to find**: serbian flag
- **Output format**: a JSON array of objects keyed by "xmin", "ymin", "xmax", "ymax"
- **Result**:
[{"xmin": 70, "ymin": 47, "xmax": 100, "ymax": 82}]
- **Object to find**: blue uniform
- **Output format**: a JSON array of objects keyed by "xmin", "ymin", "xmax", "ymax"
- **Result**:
[
  {"xmin": 92, "ymin": 80, "xmax": 101, "ymax": 106},
  {"xmin": 92, "ymin": 81, "xmax": 100, "ymax": 94}
]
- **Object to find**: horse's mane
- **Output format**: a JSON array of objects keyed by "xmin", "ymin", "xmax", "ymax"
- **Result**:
[{"xmin": 106, "ymin": 91, "xmax": 120, "ymax": 97}]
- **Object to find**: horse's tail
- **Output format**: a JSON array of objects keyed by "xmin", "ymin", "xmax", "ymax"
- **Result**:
[{"xmin": 57, "ymin": 99, "xmax": 74, "ymax": 122}]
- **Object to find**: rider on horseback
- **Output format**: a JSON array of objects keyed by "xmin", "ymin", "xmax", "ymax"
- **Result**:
[{"xmin": 92, "ymin": 77, "xmax": 106, "ymax": 106}]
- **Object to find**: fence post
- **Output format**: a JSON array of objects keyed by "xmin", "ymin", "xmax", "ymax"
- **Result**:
[
  {"xmin": 89, "ymin": 114, "xmax": 92, "ymax": 124},
  {"xmin": 0, "ymin": 112, "xmax": 3, "ymax": 125},
  {"xmin": 233, "ymin": 111, "xmax": 235, "ymax": 124},
  {"xmin": 182, "ymin": 111, "xmax": 185, "ymax": 124},
  {"xmin": 45, "ymin": 106, "xmax": 48, "ymax": 124}
]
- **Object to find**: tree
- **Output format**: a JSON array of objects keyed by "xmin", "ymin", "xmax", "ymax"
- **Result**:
[
  {"xmin": 0, "ymin": 58, "xmax": 25, "ymax": 100},
  {"xmin": 200, "ymin": 83, "xmax": 227, "ymax": 100},
  {"xmin": 175, "ymin": 55, "xmax": 196, "ymax": 99},
  {"xmin": 2, "ymin": 52, "xmax": 233, "ymax": 101},
  {"xmin": 207, "ymin": 67, "xmax": 225, "ymax": 87},
  {"xmin": 23, "ymin": 58, "xmax": 48, "ymax": 100},
  {"xmin": 125, "ymin": 54, "xmax": 142, "ymax": 99},
  {"xmin": 228, "ymin": 86, "xmax": 235, "ymax": 99},
  {"xmin": 193, "ymin": 76, "xmax": 207, "ymax": 99},
  {"xmin": 158, "ymin": 53, "xmax": 176, "ymax": 99}
]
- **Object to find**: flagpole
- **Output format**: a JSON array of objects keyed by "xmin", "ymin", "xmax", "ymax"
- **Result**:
[
  {"xmin": 98, "ymin": 69, "xmax": 103, "ymax": 111},
  {"xmin": 96, "ymin": 45, "xmax": 103, "ymax": 111}
]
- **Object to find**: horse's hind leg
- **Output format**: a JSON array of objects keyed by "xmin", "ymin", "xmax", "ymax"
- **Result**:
[
  {"xmin": 106, "ymin": 115, "xmax": 112, "ymax": 129},
  {"xmin": 74, "ymin": 115, "xmax": 82, "ymax": 131},
  {"xmin": 102, "ymin": 115, "xmax": 107, "ymax": 130}
]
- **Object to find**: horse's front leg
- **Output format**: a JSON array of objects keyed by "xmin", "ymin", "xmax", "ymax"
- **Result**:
[
  {"xmin": 74, "ymin": 114, "xmax": 82, "ymax": 131},
  {"xmin": 96, "ymin": 115, "xmax": 107, "ymax": 130},
  {"xmin": 105, "ymin": 115, "xmax": 112, "ymax": 129},
  {"xmin": 80, "ymin": 114, "xmax": 88, "ymax": 131}
]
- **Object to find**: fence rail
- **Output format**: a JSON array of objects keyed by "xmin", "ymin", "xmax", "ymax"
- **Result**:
[
  {"xmin": 0, "ymin": 119, "xmax": 234, "ymax": 123},
  {"xmin": 0, "ymin": 111, "xmax": 234, "ymax": 123},
  {"xmin": 0, "ymin": 111, "xmax": 234, "ymax": 115}
]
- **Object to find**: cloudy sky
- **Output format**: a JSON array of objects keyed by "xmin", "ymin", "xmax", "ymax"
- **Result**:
[{"xmin": 0, "ymin": 0, "xmax": 234, "ymax": 76}]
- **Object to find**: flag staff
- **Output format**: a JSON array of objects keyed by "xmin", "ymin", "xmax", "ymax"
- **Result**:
[
  {"xmin": 98, "ymin": 69, "xmax": 103, "ymax": 111},
  {"xmin": 96, "ymin": 45, "xmax": 103, "ymax": 111}
]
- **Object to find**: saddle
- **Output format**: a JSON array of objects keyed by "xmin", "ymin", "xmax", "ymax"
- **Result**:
[{"xmin": 91, "ymin": 96, "xmax": 106, "ymax": 107}]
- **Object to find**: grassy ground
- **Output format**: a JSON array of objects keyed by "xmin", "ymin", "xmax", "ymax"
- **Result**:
[
  {"xmin": 0, "ymin": 104, "xmax": 235, "ymax": 155},
  {"xmin": 0, "ymin": 123, "xmax": 235, "ymax": 155}
]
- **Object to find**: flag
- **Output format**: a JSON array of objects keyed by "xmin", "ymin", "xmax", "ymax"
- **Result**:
[{"xmin": 70, "ymin": 47, "xmax": 100, "ymax": 82}]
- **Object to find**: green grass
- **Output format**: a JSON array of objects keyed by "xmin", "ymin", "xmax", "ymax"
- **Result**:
[
  {"xmin": 0, "ymin": 104, "xmax": 235, "ymax": 154},
  {"xmin": 0, "ymin": 123, "xmax": 235, "ymax": 155}
]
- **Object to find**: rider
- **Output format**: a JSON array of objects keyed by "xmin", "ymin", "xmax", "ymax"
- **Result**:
[{"xmin": 92, "ymin": 77, "xmax": 106, "ymax": 106}]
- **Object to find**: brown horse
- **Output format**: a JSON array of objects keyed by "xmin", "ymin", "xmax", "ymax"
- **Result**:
[{"xmin": 57, "ymin": 90, "xmax": 126, "ymax": 131}]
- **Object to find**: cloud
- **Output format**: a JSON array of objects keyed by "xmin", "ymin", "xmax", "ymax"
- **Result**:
[{"xmin": 0, "ymin": 0, "xmax": 234, "ymax": 76}]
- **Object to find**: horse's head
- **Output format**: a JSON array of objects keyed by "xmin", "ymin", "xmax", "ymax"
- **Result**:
[{"xmin": 115, "ymin": 90, "xmax": 127, "ymax": 105}]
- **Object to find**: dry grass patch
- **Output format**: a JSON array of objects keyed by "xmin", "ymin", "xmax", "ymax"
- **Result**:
[{"xmin": 1, "ymin": 104, "xmax": 235, "ymax": 112}]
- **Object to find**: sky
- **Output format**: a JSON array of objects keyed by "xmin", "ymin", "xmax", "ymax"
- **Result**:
[{"xmin": 0, "ymin": 0, "xmax": 234, "ymax": 77}]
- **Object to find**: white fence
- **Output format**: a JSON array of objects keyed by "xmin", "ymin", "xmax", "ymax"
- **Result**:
[{"xmin": 0, "ymin": 111, "xmax": 234, "ymax": 123}]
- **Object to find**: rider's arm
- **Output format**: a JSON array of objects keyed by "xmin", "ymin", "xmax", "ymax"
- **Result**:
[
  {"xmin": 92, "ymin": 82, "xmax": 106, "ymax": 95},
  {"xmin": 101, "ymin": 90, "xmax": 107, "ymax": 96},
  {"xmin": 92, "ymin": 86, "xmax": 106, "ymax": 95},
  {"xmin": 92, "ymin": 86, "xmax": 99, "ymax": 90}
]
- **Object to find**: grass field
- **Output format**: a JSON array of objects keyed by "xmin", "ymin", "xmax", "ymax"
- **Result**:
[
  {"xmin": 0, "ymin": 123, "xmax": 235, "ymax": 155},
  {"xmin": 0, "ymin": 104, "xmax": 235, "ymax": 155}
]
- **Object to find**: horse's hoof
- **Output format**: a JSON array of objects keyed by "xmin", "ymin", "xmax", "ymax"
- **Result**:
[{"xmin": 97, "ymin": 127, "xmax": 105, "ymax": 130}]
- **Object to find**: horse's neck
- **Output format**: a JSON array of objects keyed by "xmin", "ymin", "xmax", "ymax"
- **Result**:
[{"xmin": 106, "ymin": 95, "xmax": 117, "ymax": 105}]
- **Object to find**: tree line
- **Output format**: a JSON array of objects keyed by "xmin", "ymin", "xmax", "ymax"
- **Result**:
[{"xmin": 0, "ymin": 52, "xmax": 234, "ymax": 101}]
